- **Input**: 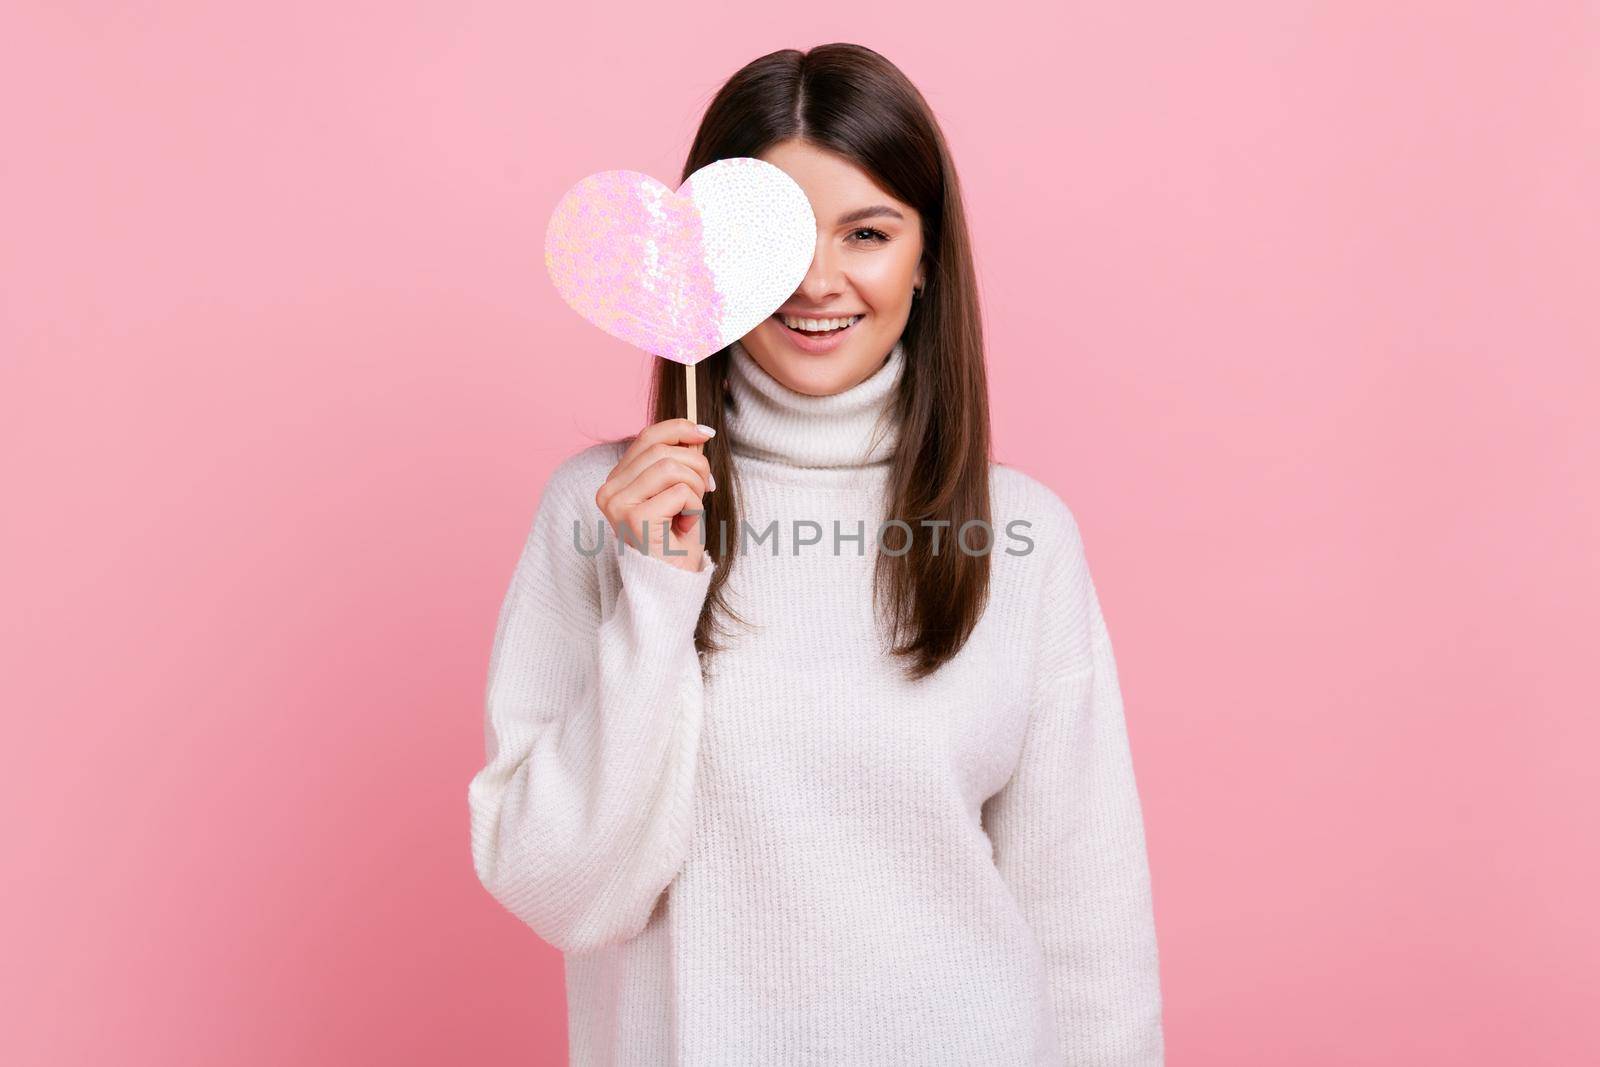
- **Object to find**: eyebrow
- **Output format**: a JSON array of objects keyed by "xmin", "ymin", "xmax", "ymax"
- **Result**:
[{"xmin": 834, "ymin": 204, "xmax": 905, "ymax": 226}]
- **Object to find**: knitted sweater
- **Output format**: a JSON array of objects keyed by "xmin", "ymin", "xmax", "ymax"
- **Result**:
[{"xmin": 467, "ymin": 338, "xmax": 1165, "ymax": 1065}]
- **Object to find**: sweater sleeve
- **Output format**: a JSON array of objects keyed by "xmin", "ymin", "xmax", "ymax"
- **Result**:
[
  {"xmin": 981, "ymin": 516, "xmax": 1165, "ymax": 1065},
  {"xmin": 467, "ymin": 461, "xmax": 716, "ymax": 954}
]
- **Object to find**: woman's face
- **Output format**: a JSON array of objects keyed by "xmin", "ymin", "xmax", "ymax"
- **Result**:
[{"xmin": 738, "ymin": 139, "xmax": 925, "ymax": 397}]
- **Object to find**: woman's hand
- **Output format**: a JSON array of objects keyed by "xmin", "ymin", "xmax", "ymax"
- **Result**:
[{"xmin": 595, "ymin": 419, "xmax": 717, "ymax": 573}]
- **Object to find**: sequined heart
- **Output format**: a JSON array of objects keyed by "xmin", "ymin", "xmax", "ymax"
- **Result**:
[{"xmin": 543, "ymin": 158, "xmax": 817, "ymax": 365}]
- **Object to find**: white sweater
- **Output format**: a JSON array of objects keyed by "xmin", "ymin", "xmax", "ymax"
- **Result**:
[{"xmin": 468, "ymin": 338, "xmax": 1165, "ymax": 1065}]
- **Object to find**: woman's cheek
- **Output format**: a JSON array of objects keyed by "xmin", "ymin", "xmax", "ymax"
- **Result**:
[{"xmin": 857, "ymin": 255, "xmax": 919, "ymax": 308}]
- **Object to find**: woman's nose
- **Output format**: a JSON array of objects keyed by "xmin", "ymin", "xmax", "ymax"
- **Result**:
[{"xmin": 799, "ymin": 242, "xmax": 841, "ymax": 301}]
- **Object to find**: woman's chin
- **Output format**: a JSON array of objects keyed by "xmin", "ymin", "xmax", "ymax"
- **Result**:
[{"xmin": 746, "ymin": 323, "xmax": 887, "ymax": 398}]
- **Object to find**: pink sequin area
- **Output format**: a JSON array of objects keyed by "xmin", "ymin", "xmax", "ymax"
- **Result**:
[{"xmin": 544, "ymin": 172, "xmax": 723, "ymax": 365}]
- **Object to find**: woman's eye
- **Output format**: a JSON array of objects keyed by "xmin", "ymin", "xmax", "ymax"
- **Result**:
[{"xmin": 849, "ymin": 227, "xmax": 890, "ymax": 244}]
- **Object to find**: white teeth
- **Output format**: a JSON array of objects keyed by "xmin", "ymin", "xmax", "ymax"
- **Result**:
[{"xmin": 780, "ymin": 314, "xmax": 862, "ymax": 332}]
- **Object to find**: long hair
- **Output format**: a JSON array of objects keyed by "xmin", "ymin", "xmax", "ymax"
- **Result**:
[{"xmin": 632, "ymin": 43, "xmax": 992, "ymax": 680}]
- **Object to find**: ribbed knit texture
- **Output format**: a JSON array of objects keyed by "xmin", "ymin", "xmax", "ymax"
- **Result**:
[{"xmin": 468, "ymin": 338, "xmax": 1165, "ymax": 1065}]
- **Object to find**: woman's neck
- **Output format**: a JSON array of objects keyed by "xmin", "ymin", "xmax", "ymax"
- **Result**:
[{"xmin": 722, "ymin": 338, "xmax": 906, "ymax": 470}]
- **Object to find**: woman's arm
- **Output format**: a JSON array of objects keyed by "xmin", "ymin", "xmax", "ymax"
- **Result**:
[
  {"xmin": 982, "ymin": 514, "xmax": 1166, "ymax": 1064},
  {"xmin": 467, "ymin": 458, "xmax": 715, "ymax": 954}
]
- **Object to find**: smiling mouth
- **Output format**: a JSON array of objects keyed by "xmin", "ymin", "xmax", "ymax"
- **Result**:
[{"xmin": 775, "ymin": 312, "xmax": 864, "ymax": 337}]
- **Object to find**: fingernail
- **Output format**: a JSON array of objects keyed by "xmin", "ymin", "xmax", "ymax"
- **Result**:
[
  {"xmin": 708, "ymin": 471, "xmax": 717, "ymax": 491},
  {"xmin": 696, "ymin": 423, "xmax": 716, "ymax": 437}
]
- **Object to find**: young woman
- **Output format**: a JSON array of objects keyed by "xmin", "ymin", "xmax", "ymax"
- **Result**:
[{"xmin": 468, "ymin": 43, "xmax": 1165, "ymax": 1065}]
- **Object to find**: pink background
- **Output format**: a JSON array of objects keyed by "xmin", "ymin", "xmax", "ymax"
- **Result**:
[{"xmin": 4, "ymin": 3, "xmax": 1596, "ymax": 1065}]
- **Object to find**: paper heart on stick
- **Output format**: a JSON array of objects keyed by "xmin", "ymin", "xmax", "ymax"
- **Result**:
[{"xmin": 544, "ymin": 157, "xmax": 817, "ymax": 366}]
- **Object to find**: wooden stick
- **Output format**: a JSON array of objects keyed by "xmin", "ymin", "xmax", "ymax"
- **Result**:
[{"xmin": 685, "ymin": 362, "xmax": 702, "ymax": 453}]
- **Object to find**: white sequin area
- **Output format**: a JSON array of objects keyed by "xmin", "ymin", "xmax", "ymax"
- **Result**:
[{"xmin": 682, "ymin": 158, "xmax": 816, "ymax": 357}]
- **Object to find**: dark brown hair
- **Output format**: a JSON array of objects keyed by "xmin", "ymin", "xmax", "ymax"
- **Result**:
[{"xmin": 626, "ymin": 43, "xmax": 992, "ymax": 680}]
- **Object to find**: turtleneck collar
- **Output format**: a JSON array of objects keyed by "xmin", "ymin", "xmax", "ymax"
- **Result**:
[{"xmin": 722, "ymin": 337, "xmax": 905, "ymax": 469}]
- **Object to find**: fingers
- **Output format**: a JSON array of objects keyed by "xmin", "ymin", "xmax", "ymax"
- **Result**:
[
  {"xmin": 606, "ymin": 442, "xmax": 714, "ymax": 504},
  {"xmin": 596, "ymin": 461, "xmax": 711, "ymax": 543},
  {"xmin": 620, "ymin": 482, "xmax": 704, "ymax": 555},
  {"xmin": 639, "ymin": 481, "xmax": 702, "ymax": 531},
  {"xmin": 615, "ymin": 418, "xmax": 715, "ymax": 472},
  {"xmin": 594, "ymin": 420, "xmax": 718, "ymax": 554},
  {"xmin": 613, "ymin": 457, "xmax": 710, "ymax": 516}
]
